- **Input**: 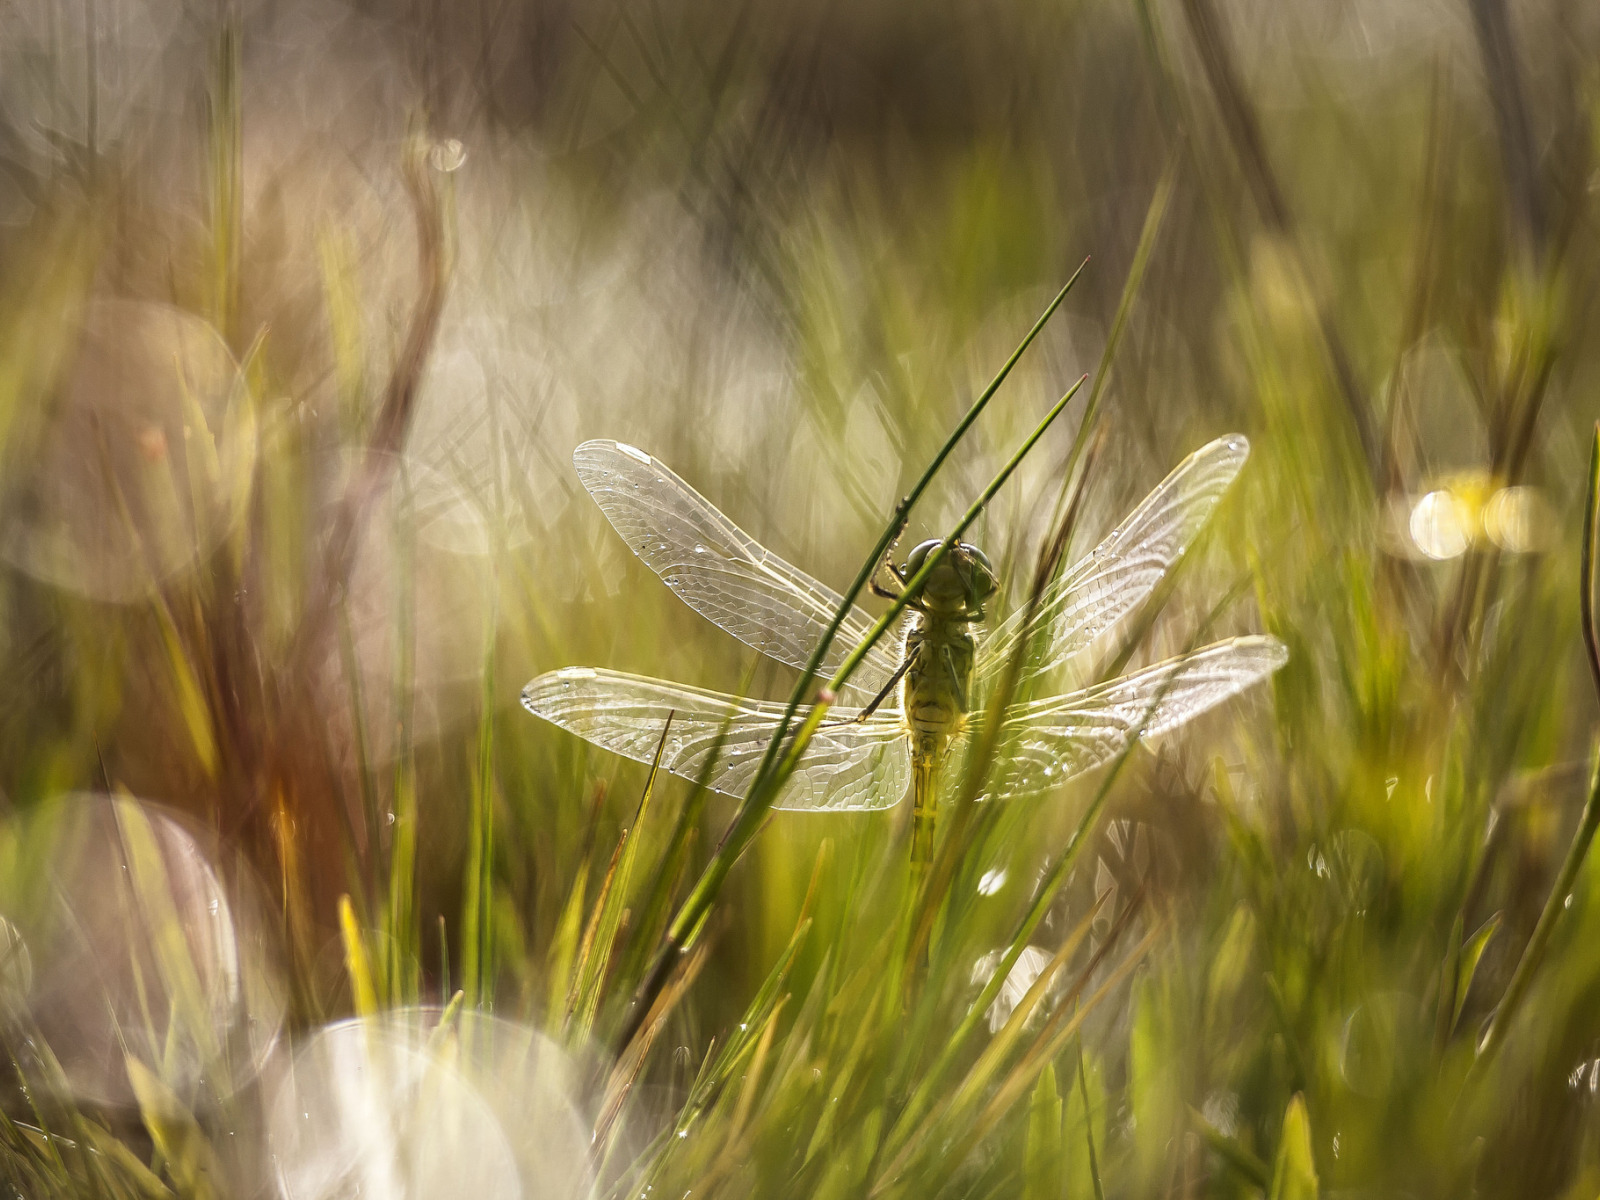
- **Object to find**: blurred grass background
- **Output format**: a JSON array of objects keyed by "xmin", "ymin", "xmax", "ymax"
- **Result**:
[{"xmin": 0, "ymin": 0, "xmax": 1596, "ymax": 1195}]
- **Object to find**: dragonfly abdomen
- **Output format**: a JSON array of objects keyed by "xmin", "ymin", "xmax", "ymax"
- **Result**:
[{"xmin": 902, "ymin": 614, "xmax": 977, "ymax": 870}]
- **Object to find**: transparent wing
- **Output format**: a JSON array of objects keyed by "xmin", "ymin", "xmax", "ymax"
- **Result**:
[
  {"xmin": 521, "ymin": 666, "xmax": 910, "ymax": 812},
  {"xmin": 980, "ymin": 435, "xmax": 1250, "ymax": 681},
  {"xmin": 575, "ymin": 440, "xmax": 898, "ymax": 700},
  {"xmin": 989, "ymin": 636, "xmax": 1286, "ymax": 798}
]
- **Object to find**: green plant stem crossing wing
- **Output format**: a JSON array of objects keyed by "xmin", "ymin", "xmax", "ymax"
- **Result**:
[{"xmin": 521, "ymin": 437, "xmax": 1286, "ymax": 811}]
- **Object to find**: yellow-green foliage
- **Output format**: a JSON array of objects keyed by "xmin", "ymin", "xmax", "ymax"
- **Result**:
[{"xmin": 0, "ymin": 2, "xmax": 1595, "ymax": 1198}]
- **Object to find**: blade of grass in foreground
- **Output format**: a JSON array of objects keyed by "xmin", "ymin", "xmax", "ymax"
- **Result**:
[
  {"xmin": 602, "ymin": 673, "xmax": 753, "ymax": 1033},
  {"xmin": 604, "ymin": 844, "xmax": 832, "ymax": 1195},
  {"xmin": 568, "ymin": 715, "xmax": 675, "ymax": 1043},
  {"xmin": 386, "ymin": 466, "xmax": 421, "ymax": 1007},
  {"xmin": 614, "ymin": 266, "xmax": 1089, "ymax": 1050},
  {"xmin": 543, "ymin": 784, "xmax": 601, "ymax": 1031},
  {"xmin": 1023, "ymin": 1064, "xmax": 1063, "ymax": 1200},
  {"xmin": 459, "ymin": 575, "xmax": 497, "ymax": 1010},
  {"xmin": 872, "ymin": 909, "xmax": 1161, "ymax": 1198},
  {"xmin": 881, "ymin": 578, "xmax": 1252, "ymax": 1163}
]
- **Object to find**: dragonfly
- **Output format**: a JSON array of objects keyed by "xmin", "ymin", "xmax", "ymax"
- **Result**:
[{"xmin": 521, "ymin": 435, "xmax": 1287, "ymax": 867}]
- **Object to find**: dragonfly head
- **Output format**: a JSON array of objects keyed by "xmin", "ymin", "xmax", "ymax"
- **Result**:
[{"xmin": 902, "ymin": 539, "xmax": 997, "ymax": 617}]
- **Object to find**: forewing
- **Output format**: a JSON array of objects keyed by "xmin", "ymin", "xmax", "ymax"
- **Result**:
[
  {"xmin": 981, "ymin": 435, "xmax": 1250, "ymax": 680},
  {"xmin": 521, "ymin": 667, "xmax": 910, "ymax": 812},
  {"xmin": 990, "ymin": 635, "xmax": 1286, "ymax": 798},
  {"xmin": 575, "ymin": 440, "xmax": 898, "ymax": 699}
]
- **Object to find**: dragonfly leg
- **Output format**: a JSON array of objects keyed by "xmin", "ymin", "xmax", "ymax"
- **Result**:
[
  {"xmin": 870, "ymin": 526, "xmax": 918, "ymax": 600},
  {"xmin": 870, "ymin": 552, "xmax": 910, "ymax": 600},
  {"xmin": 852, "ymin": 648, "xmax": 915, "ymax": 722}
]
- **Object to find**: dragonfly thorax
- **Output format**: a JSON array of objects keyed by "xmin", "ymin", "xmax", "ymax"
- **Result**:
[{"xmin": 901, "ymin": 609, "xmax": 979, "ymax": 727}]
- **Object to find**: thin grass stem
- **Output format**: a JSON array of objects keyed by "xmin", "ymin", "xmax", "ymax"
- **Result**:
[{"xmin": 1474, "ymin": 423, "xmax": 1600, "ymax": 1066}]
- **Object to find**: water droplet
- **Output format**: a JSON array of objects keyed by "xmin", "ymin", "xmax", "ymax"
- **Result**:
[
  {"xmin": 428, "ymin": 138, "xmax": 467, "ymax": 172},
  {"xmin": 977, "ymin": 869, "xmax": 1007, "ymax": 896},
  {"xmin": 1483, "ymin": 486, "xmax": 1551, "ymax": 554},
  {"xmin": 1201, "ymin": 1089, "xmax": 1239, "ymax": 1137},
  {"xmin": 1409, "ymin": 490, "xmax": 1472, "ymax": 560}
]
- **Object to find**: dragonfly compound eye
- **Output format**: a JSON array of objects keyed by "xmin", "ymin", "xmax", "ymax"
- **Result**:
[
  {"xmin": 962, "ymin": 544, "xmax": 998, "ymax": 605},
  {"xmin": 902, "ymin": 539, "xmax": 944, "ymax": 578}
]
